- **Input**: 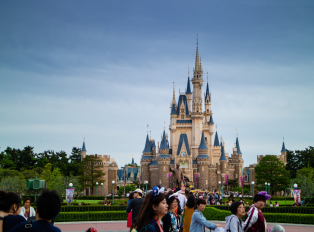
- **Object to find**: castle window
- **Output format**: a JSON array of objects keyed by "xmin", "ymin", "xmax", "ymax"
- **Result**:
[{"xmin": 202, "ymin": 167, "xmax": 204, "ymax": 171}]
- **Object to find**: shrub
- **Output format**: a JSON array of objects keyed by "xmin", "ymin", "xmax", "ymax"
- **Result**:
[{"xmin": 55, "ymin": 211, "xmax": 128, "ymax": 222}]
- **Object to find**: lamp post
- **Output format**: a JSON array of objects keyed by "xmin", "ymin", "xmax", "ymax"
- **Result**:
[
  {"xmin": 251, "ymin": 181, "xmax": 255, "ymax": 200},
  {"xmin": 112, "ymin": 181, "xmax": 115, "ymax": 204},
  {"xmin": 268, "ymin": 183, "xmax": 270, "ymax": 195},
  {"xmin": 218, "ymin": 181, "xmax": 221, "ymax": 202},
  {"xmin": 101, "ymin": 183, "xmax": 103, "ymax": 197},
  {"xmin": 96, "ymin": 182, "xmax": 98, "ymax": 196},
  {"xmin": 145, "ymin": 181, "xmax": 148, "ymax": 195},
  {"xmin": 69, "ymin": 183, "xmax": 73, "ymax": 205},
  {"xmin": 265, "ymin": 182, "xmax": 267, "ymax": 191},
  {"xmin": 294, "ymin": 183, "xmax": 298, "ymax": 189}
]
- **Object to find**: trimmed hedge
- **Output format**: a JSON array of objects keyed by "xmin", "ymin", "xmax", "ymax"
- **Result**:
[
  {"xmin": 203, "ymin": 207, "xmax": 314, "ymax": 224},
  {"xmin": 211, "ymin": 205, "xmax": 314, "ymax": 214},
  {"xmin": 60, "ymin": 205, "xmax": 127, "ymax": 212},
  {"xmin": 55, "ymin": 211, "xmax": 128, "ymax": 222}
]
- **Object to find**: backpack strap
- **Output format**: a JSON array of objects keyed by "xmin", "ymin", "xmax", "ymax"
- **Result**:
[{"xmin": 25, "ymin": 219, "xmax": 32, "ymax": 232}]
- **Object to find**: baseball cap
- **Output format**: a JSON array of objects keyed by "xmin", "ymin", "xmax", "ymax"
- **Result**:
[{"xmin": 134, "ymin": 189, "xmax": 143, "ymax": 194}]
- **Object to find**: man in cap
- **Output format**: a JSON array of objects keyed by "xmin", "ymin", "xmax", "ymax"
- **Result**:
[{"xmin": 126, "ymin": 189, "xmax": 144, "ymax": 223}]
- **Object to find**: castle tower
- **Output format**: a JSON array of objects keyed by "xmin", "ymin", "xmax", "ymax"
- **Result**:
[
  {"xmin": 170, "ymin": 84, "xmax": 177, "ymax": 149},
  {"xmin": 191, "ymin": 38, "xmax": 204, "ymax": 158},
  {"xmin": 186, "ymin": 76, "xmax": 192, "ymax": 112},
  {"xmin": 234, "ymin": 136, "xmax": 243, "ymax": 182},
  {"xmin": 212, "ymin": 126, "xmax": 221, "ymax": 164},
  {"xmin": 81, "ymin": 139, "xmax": 87, "ymax": 161},
  {"xmin": 204, "ymin": 75, "xmax": 211, "ymax": 122},
  {"xmin": 141, "ymin": 134, "xmax": 153, "ymax": 183},
  {"xmin": 132, "ymin": 154, "xmax": 135, "ymax": 165},
  {"xmin": 219, "ymin": 140, "xmax": 228, "ymax": 184},
  {"xmin": 158, "ymin": 129, "xmax": 171, "ymax": 188},
  {"xmin": 196, "ymin": 131, "xmax": 210, "ymax": 190},
  {"xmin": 281, "ymin": 139, "xmax": 287, "ymax": 164},
  {"xmin": 152, "ymin": 140, "xmax": 157, "ymax": 159},
  {"xmin": 208, "ymin": 114, "xmax": 215, "ymax": 160}
]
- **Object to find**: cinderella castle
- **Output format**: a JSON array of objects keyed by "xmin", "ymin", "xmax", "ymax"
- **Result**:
[{"xmin": 140, "ymin": 40, "xmax": 244, "ymax": 191}]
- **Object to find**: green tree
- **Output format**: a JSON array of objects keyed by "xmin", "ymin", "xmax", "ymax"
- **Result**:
[
  {"xmin": 297, "ymin": 166, "xmax": 314, "ymax": 180},
  {"xmin": 41, "ymin": 163, "xmax": 52, "ymax": 187},
  {"xmin": 48, "ymin": 167, "xmax": 64, "ymax": 196},
  {"xmin": 68, "ymin": 147, "xmax": 82, "ymax": 176},
  {"xmin": 21, "ymin": 169, "xmax": 39, "ymax": 180},
  {"xmin": 255, "ymin": 155, "xmax": 290, "ymax": 194},
  {"xmin": 227, "ymin": 179, "xmax": 239, "ymax": 190},
  {"xmin": 79, "ymin": 155, "xmax": 105, "ymax": 195},
  {"xmin": 293, "ymin": 175, "xmax": 314, "ymax": 205},
  {"xmin": 0, "ymin": 176, "xmax": 26, "ymax": 195}
]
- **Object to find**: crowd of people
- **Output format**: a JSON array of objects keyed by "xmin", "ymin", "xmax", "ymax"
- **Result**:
[
  {"xmin": 125, "ymin": 187, "xmax": 286, "ymax": 232},
  {"xmin": 0, "ymin": 187, "xmax": 289, "ymax": 232}
]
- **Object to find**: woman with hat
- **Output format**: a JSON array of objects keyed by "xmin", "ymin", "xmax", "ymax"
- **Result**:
[{"xmin": 162, "ymin": 192, "xmax": 179, "ymax": 232}]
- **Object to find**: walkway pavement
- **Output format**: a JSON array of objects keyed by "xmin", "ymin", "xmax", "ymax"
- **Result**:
[{"xmin": 55, "ymin": 220, "xmax": 314, "ymax": 232}]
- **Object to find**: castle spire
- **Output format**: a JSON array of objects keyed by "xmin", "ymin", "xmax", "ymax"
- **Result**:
[
  {"xmin": 132, "ymin": 154, "xmax": 135, "ymax": 165},
  {"xmin": 143, "ymin": 134, "xmax": 152, "ymax": 153},
  {"xmin": 82, "ymin": 139, "xmax": 87, "ymax": 152},
  {"xmin": 209, "ymin": 114, "xmax": 214, "ymax": 124},
  {"xmin": 236, "ymin": 136, "xmax": 242, "ymax": 155},
  {"xmin": 186, "ymin": 77, "xmax": 192, "ymax": 94},
  {"xmin": 198, "ymin": 131, "xmax": 208, "ymax": 150},
  {"xmin": 160, "ymin": 129, "xmax": 168, "ymax": 149},
  {"xmin": 205, "ymin": 73, "xmax": 210, "ymax": 101},
  {"xmin": 172, "ymin": 82, "xmax": 176, "ymax": 104},
  {"xmin": 195, "ymin": 35, "xmax": 200, "ymax": 72},
  {"xmin": 281, "ymin": 138, "xmax": 286, "ymax": 152},
  {"xmin": 219, "ymin": 141, "xmax": 227, "ymax": 161},
  {"xmin": 214, "ymin": 125, "xmax": 220, "ymax": 146}
]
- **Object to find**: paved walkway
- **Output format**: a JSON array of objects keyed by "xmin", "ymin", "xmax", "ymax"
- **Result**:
[{"xmin": 55, "ymin": 220, "xmax": 314, "ymax": 232}]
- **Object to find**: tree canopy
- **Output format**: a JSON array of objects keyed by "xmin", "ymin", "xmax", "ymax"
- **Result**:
[{"xmin": 255, "ymin": 155, "xmax": 290, "ymax": 194}]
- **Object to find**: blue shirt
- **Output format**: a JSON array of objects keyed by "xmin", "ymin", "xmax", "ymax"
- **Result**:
[
  {"xmin": 3, "ymin": 215, "xmax": 26, "ymax": 232},
  {"xmin": 190, "ymin": 209, "xmax": 217, "ymax": 232},
  {"xmin": 7, "ymin": 220, "xmax": 61, "ymax": 232}
]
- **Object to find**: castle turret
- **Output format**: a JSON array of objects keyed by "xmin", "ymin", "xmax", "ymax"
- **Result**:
[
  {"xmin": 186, "ymin": 76, "xmax": 192, "ymax": 112},
  {"xmin": 81, "ymin": 139, "xmax": 87, "ymax": 161},
  {"xmin": 281, "ymin": 138, "xmax": 287, "ymax": 164},
  {"xmin": 158, "ymin": 129, "xmax": 171, "ymax": 188},
  {"xmin": 191, "ymin": 38, "xmax": 204, "ymax": 158},
  {"xmin": 204, "ymin": 75, "xmax": 211, "ymax": 122},
  {"xmin": 141, "ymin": 134, "xmax": 153, "ymax": 184},
  {"xmin": 170, "ymin": 84, "xmax": 177, "ymax": 148},
  {"xmin": 197, "ymin": 131, "xmax": 210, "ymax": 190},
  {"xmin": 212, "ymin": 126, "xmax": 221, "ymax": 164},
  {"xmin": 219, "ymin": 140, "xmax": 228, "ymax": 183}
]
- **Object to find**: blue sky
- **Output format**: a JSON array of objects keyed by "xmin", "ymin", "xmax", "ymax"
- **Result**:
[{"xmin": 0, "ymin": 0, "xmax": 313, "ymax": 168}]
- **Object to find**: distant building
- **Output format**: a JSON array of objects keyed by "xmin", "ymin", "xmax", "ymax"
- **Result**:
[
  {"xmin": 80, "ymin": 140, "xmax": 118, "ymax": 196},
  {"xmin": 117, "ymin": 154, "xmax": 141, "ymax": 187}
]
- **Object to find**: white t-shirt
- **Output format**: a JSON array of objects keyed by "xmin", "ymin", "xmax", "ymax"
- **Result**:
[{"xmin": 178, "ymin": 194, "xmax": 187, "ymax": 211}]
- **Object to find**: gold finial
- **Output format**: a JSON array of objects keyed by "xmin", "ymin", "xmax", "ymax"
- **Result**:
[
  {"xmin": 132, "ymin": 153, "xmax": 134, "ymax": 158},
  {"xmin": 283, "ymin": 136, "xmax": 284, "ymax": 142},
  {"xmin": 83, "ymin": 136, "xmax": 85, "ymax": 142},
  {"xmin": 147, "ymin": 124, "xmax": 149, "ymax": 134},
  {"xmin": 172, "ymin": 82, "xmax": 175, "ymax": 104},
  {"xmin": 150, "ymin": 130, "xmax": 151, "ymax": 139},
  {"xmin": 216, "ymin": 124, "xmax": 217, "ymax": 131},
  {"xmin": 195, "ymin": 35, "xmax": 199, "ymax": 72},
  {"xmin": 236, "ymin": 129, "xmax": 238, "ymax": 137},
  {"xmin": 188, "ymin": 65, "xmax": 189, "ymax": 77},
  {"xmin": 207, "ymin": 72, "xmax": 208, "ymax": 83}
]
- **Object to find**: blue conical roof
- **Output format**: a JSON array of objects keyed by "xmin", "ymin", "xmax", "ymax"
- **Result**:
[
  {"xmin": 152, "ymin": 140, "xmax": 156, "ymax": 148},
  {"xmin": 209, "ymin": 115, "xmax": 214, "ymax": 124},
  {"xmin": 186, "ymin": 77, "xmax": 192, "ymax": 94},
  {"xmin": 160, "ymin": 130, "xmax": 168, "ymax": 149},
  {"xmin": 214, "ymin": 131, "xmax": 220, "ymax": 146},
  {"xmin": 171, "ymin": 103, "xmax": 177, "ymax": 115},
  {"xmin": 236, "ymin": 137, "xmax": 242, "ymax": 154},
  {"xmin": 205, "ymin": 82, "xmax": 210, "ymax": 100},
  {"xmin": 281, "ymin": 142, "xmax": 286, "ymax": 152},
  {"xmin": 82, "ymin": 141, "xmax": 86, "ymax": 152},
  {"xmin": 220, "ymin": 143, "xmax": 227, "ymax": 161},
  {"xmin": 198, "ymin": 131, "xmax": 208, "ymax": 150},
  {"xmin": 143, "ymin": 134, "xmax": 152, "ymax": 153}
]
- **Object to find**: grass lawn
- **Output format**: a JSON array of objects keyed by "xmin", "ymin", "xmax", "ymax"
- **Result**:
[
  {"xmin": 63, "ymin": 199, "xmax": 128, "ymax": 205},
  {"xmin": 267, "ymin": 200, "xmax": 295, "ymax": 206}
]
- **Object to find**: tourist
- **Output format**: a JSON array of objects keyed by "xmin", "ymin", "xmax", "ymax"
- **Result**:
[
  {"xmin": 182, "ymin": 195, "xmax": 196, "ymax": 232},
  {"xmin": 177, "ymin": 190, "xmax": 186, "ymax": 214},
  {"xmin": 225, "ymin": 201, "xmax": 245, "ymax": 232},
  {"xmin": 275, "ymin": 202, "xmax": 279, "ymax": 207},
  {"xmin": 127, "ymin": 192, "xmax": 134, "ymax": 228},
  {"xmin": 104, "ymin": 197, "xmax": 111, "ymax": 206},
  {"xmin": 0, "ymin": 189, "xmax": 62, "ymax": 232},
  {"xmin": 19, "ymin": 197, "xmax": 36, "ymax": 221},
  {"xmin": 272, "ymin": 225, "xmax": 285, "ymax": 232},
  {"xmin": 126, "ymin": 189, "xmax": 145, "ymax": 223},
  {"xmin": 132, "ymin": 186, "xmax": 168, "ymax": 232},
  {"xmin": 189, "ymin": 199, "xmax": 221, "ymax": 232},
  {"xmin": 269, "ymin": 201, "xmax": 273, "ymax": 207},
  {"xmin": 0, "ymin": 191, "xmax": 25, "ymax": 232},
  {"xmin": 162, "ymin": 192, "xmax": 179, "ymax": 232},
  {"xmin": 243, "ymin": 191, "xmax": 271, "ymax": 232}
]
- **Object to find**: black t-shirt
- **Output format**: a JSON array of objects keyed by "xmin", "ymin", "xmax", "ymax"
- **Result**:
[
  {"xmin": 3, "ymin": 215, "xmax": 26, "ymax": 232},
  {"xmin": 126, "ymin": 197, "xmax": 145, "ymax": 222},
  {"xmin": 7, "ymin": 220, "xmax": 61, "ymax": 232}
]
